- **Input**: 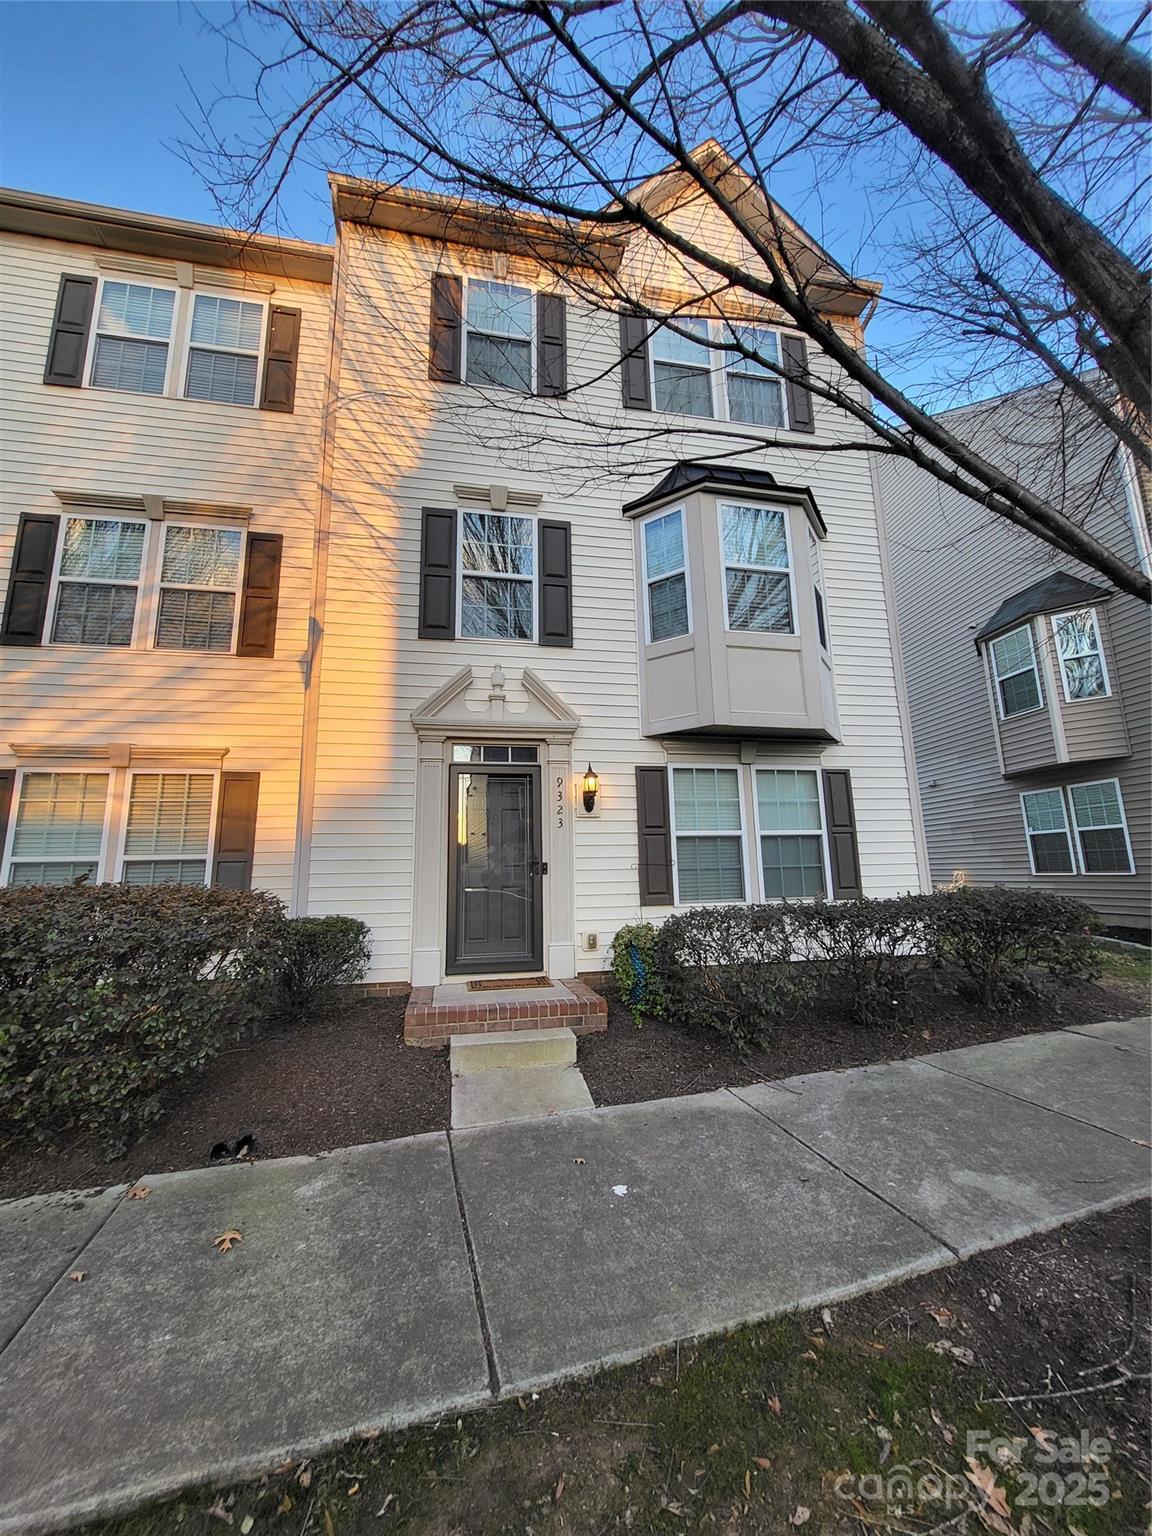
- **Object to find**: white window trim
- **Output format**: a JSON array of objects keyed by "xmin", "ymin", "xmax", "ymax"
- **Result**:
[
  {"xmin": 668, "ymin": 762, "xmax": 751, "ymax": 907},
  {"xmin": 45, "ymin": 511, "xmax": 150, "ymax": 651},
  {"xmin": 639, "ymin": 504, "xmax": 693, "ymax": 645},
  {"xmin": 462, "ymin": 277, "xmax": 535, "ymax": 394},
  {"xmin": 111, "ymin": 769, "xmax": 221, "ymax": 888},
  {"xmin": 648, "ymin": 319, "xmax": 793, "ymax": 430},
  {"xmin": 454, "ymin": 508, "xmax": 538, "ymax": 643},
  {"xmin": 1049, "ymin": 608, "xmax": 1112, "ymax": 703},
  {"xmin": 1018, "ymin": 789, "xmax": 1078, "ymax": 878},
  {"xmin": 1067, "ymin": 777, "xmax": 1136, "ymax": 877},
  {"xmin": 179, "ymin": 291, "xmax": 268, "ymax": 409},
  {"xmin": 0, "ymin": 766, "xmax": 116, "ymax": 887},
  {"xmin": 809, "ymin": 528, "xmax": 830, "ymax": 651},
  {"xmin": 752, "ymin": 764, "xmax": 834, "ymax": 903},
  {"xmin": 153, "ymin": 520, "xmax": 246, "ymax": 654},
  {"xmin": 988, "ymin": 622, "xmax": 1045, "ymax": 720},
  {"xmin": 87, "ymin": 274, "xmax": 180, "ymax": 398},
  {"xmin": 717, "ymin": 500, "xmax": 798, "ymax": 636}
]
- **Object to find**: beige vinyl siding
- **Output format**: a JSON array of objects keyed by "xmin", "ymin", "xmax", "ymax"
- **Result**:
[
  {"xmin": 0, "ymin": 231, "xmax": 329, "ymax": 902},
  {"xmin": 305, "ymin": 219, "xmax": 923, "ymax": 981},
  {"xmin": 881, "ymin": 386, "xmax": 1150, "ymax": 928}
]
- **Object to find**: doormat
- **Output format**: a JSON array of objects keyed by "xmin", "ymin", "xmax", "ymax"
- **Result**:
[{"xmin": 468, "ymin": 976, "xmax": 552, "ymax": 991}]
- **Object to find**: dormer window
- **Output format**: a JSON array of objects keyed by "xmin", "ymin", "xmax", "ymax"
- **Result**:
[
  {"xmin": 1051, "ymin": 608, "xmax": 1110, "ymax": 701},
  {"xmin": 721, "ymin": 503, "xmax": 793, "ymax": 633},
  {"xmin": 464, "ymin": 280, "xmax": 533, "ymax": 392},
  {"xmin": 988, "ymin": 623, "xmax": 1042, "ymax": 717}
]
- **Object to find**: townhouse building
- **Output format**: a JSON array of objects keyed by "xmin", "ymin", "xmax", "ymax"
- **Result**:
[{"xmin": 882, "ymin": 384, "xmax": 1150, "ymax": 938}]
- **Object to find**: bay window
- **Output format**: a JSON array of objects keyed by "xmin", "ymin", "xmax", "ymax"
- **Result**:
[
  {"xmin": 721, "ymin": 503, "xmax": 793, "ymax": 633},
  {"xmin": 642, "ymin": 508, "xmax": 690, "ymax": 642},
  {"xmin": 988, "ymin": 624, "xmax": 1042, "ymax": 717},
  {"xmin": 671, "ymin": 766, "xmax": 746, "ymax": 902},
  {"xmin": 1051, "ymin": 609, "xmax": 1109, "ymax": 701}
]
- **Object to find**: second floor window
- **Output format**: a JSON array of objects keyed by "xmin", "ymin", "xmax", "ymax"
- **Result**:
[
  {"xmin": 988, "ymin": 623, "xmax": 1042, "ymax": 717},
  {"xmin": 185, "ymin": 294, "xmax": 264, "ymax": 405},
  {"xmin": 465, "ymin": 281, "xmax": 532, "ymax": 392},
  {"xmin": 722, "ymin": 503, "xmax": 793, "ymax": 633},
  {"xmin": 51, "ymin": 516, "xmax": 146, "ymax": 646},
  {"xmin": 459, "ymin": 511, "xmax": 535, "ymax": 639},
  {"xmin": 642, "ymin": 508, "xmax": 690, "ymax": 642},
  {"xmin": 156, "ymin": 525, "xmax": 244, "ymax": 652},
  {"xmin": 1051, "ymin": 608, "xmax": 1109, "ymax": 701},
  {"xmin": 91, "ymin": 281, "xmax": 175, "ymax": 396}
]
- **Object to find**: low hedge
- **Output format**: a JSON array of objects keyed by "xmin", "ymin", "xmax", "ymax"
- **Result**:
[
  {"xmin": 627, "ymin": 886, "xmax": 1098, "ymax": 1047},
  {"xmin": 0, "ymin": 883, "xmax": 286, "ymax": 1151},
  {"xmin": 277, "ymin": 914, "xmax": 372, "ymax": 1013}
]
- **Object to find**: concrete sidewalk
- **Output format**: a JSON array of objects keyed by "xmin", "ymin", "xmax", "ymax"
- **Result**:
[{"xmin": 1, "ymin": 1016, "xmax": 1148, "ymax": 1535}]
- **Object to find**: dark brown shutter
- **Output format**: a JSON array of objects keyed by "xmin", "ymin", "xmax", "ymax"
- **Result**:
[
  {"xmin": 236, "ymin": 533, "xmax": 283, "ymax": 657},
  {"xmin": 619, "ymin": 313, "xmax": 652, "ymax": 410},
  {"xmin": 260, "ymin": 306, "xmax": 301, "ymax": 413},
  {"xmin": 2, "ymin": 513, "xmax": 60, "ymax": 646},
  {"xmin": 0, "ymin": 769, "xmax": 14, "ymax": 860},
  {"xmin": 538, "ymin": 519, "xmax": 572, "ymax": 647},
  {"xmin": 44, "ymin": 274, "xmax": 96, "ymax": 387},
  {"xmin": 536, "ymin": 293, "xmax": 567, "ymax": 397},
  {"xmin": 419, "ymin": 507, "xmax": 458, "ymax": 639},
  {"xmin": 781, "ymin": 334, "xmax": 815, "ymax": 433},
  {"xmin": 636, "ymin": 766, "xmax": 674, "ymax": 906},
  {"xmin": 822, "ymin": 769, "xmax": 863, "ymax": 899},
  {"xmin": 213, "ymin": 772, "xmax": 260, "ymax": 890},
  {"xmin": 429, "ymin": 274, "xmax": 463, "ymax": 382}
]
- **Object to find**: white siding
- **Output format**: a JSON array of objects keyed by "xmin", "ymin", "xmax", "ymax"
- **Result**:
[
  {"xmin": 307, "ymin": 214, "xmax": 923, "ymax": 981},
  {"xmin": 0, "ymin": 231, "xmax": 330, "ymax": 902}
]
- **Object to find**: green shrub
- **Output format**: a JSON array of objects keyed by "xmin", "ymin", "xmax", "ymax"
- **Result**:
[
  {"xmin": 610, "ymin": 922, "xmax": 667, "ymax": 1022},
  {"xmin": 796, "ymin": 895, "xmax": 931, "ymax": 1026},
  {"xmin": 656, "ymin": 904, "xmax": 814, "ymax": 1052},
  {"xmin": 928, "ymin": 884, "xmax": 1099, "ymax": 1006},
  {"xmin": 0, "ymin": 883, "xmax": 285, "ymax": 1152},
  {"xmin": 277, "ymin": 914, "xmax": 372, "ymax": 1012}
]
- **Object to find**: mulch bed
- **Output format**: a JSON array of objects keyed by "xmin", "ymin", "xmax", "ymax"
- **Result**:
[{"xmin": 0, "ymin": 971, "xmax": 1145, "ymax": 1202}]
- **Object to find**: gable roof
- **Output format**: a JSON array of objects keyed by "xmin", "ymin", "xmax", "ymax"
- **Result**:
[
  {"xmin": 974, "ymin": 572, "xmax": 1110, "ymax": 643},
  {"xmin": 621, "ymin": 460, "xmax": 827, "ymax": 536}
]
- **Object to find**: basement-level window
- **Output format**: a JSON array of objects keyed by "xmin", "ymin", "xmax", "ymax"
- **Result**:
[{"xmin": 988, "ymin": 623, "xmax": 1043, "ymax": 717}]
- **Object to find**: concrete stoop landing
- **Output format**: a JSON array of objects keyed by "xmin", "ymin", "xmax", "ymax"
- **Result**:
[
  {"xmin": 450, "ymin": 1026, "xmax": 595, "ymax": 1129},
  {"xmin": 404, "ymin": 978, "xmax": 608, "ymax": 1046}
]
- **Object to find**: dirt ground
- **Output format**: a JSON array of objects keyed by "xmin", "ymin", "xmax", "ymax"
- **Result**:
[
  {"xmin": 0, "ymin": 957, "xmax": 1146, "ymax": 1201},
  {"xmin": 86, "ymin": 1199, "xmax": 1152, "ymax": 1535}
]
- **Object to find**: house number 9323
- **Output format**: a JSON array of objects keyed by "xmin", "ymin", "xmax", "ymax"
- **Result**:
[{"xmin": 556, "ymin": 774, "xmax": 565, "ymax": 830}]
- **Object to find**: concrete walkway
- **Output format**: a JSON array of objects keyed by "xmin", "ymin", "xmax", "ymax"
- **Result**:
[{"xmin": 1, "ymin": 1017, "xmax": 1148, "ymax": 1535}]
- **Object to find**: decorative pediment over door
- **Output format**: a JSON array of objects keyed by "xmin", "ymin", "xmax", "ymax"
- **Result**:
[{"xmin": 410, "ymin": 665, "xmax": 580, "ymax": 741}]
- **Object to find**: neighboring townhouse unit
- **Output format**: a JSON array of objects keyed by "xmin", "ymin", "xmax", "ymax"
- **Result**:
[
  {"xmin": 882, "ymin": 384, "xmax": 1151, "ymax": 938},
  {"xmin": 0, "ymin": 191, "xmax": 332, "ymax": 903},
  {"xmin": 297, "ymin": 152, "xmax": 928, "ymax": 1010}
]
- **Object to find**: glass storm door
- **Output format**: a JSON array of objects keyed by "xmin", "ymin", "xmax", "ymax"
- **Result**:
[{"xmin": 447, "ymin": 766, "xmax": 543, "ymax": 973}]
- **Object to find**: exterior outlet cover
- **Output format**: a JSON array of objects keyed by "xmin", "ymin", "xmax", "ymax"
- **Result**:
[{"xmin": 583, "ymin": 932, "xmax": 598, "ymax": 951}]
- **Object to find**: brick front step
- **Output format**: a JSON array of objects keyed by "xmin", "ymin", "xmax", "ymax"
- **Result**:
[{"xmin": 404, "ymin": 979, "xmax": 608, "ymax": 1047}]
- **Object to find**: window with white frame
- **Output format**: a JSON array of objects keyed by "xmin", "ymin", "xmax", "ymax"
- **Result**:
[
  {"xmin": 89, "ymin": 280, "xmax": 175, "ymax": 396},
  {"xmin": 723, "ymin": 325, "xmax": 786, "ymax": 427},
  {"xmin": 1020, "ymin": 789, "xmax": 1076, "ymax": 875},
  {"xmin": 1051, "ymin": 609, "xmax": 1110, "ymax": 701},
  {"xmin": 1068, "ymin": 779, "xmax": 1134, "ymax": 874},
  {"xmin": 50, "ymin": 515, "xmax": 146, "ymax": 647},
  {"xmin": 5, "ymin": 772, "xmax": 109, "ymax": 886},
  {"xmin": 464, "ymin": 281, "xmax": 533, "ymax": 392},
  {"xmin": 756, "ymin": 768, "xmax": 827, "ymax": 899},
  {"xmin": 155, "ymin": 524, "xmax": 244, "ymax": 651},
  {"xmin": 459, "ymin": 511, "xmax": 534, "ymax": 639},
  {"xmin": 988, "ymin": 623, "xmax": 1043, "ymax": 717},
  {"xmin": 184, "ymin": 294, "xmax": 264, "ymax": 406},
  {"xmin": 671, "ymin": 766, "xmax": 746, "ymax": 902},
  {"xmin": 652, "ymin": 319, "xmax": 714, "ymax": 417},
  {"xmin": 121, "ymin": 773, "xmax": 215, "ymax": 886},
  {"xmin": 721, "ymin": 503, "xmax": 793, "ymax": 633},
  {"xmin": 808, "ymin": 527, "xmax": 828, "ymax": 649},
  {"xmin": 642, "ymin": 508, "xmax": 690, "ymax": 643}
]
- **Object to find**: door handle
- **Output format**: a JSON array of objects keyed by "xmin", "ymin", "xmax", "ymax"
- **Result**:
[{"xmin": 529, "ymin": 860, "xmax": 549, "ymax": 876}]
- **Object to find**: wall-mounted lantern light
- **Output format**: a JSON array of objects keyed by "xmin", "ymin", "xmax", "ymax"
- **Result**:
[{"xmin": 582, "ymin": 763, "xmax": 600, "ymax": 814}]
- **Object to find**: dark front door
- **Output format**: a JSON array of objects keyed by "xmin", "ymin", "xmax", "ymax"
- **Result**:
[{"xmin": 447, "ymin": 765, "xmax": 543, "ymax": 974}]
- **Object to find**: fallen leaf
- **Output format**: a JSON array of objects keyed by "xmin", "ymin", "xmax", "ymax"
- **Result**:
[
  {"xmin": 930, "ymin": 1406, "xmax": 955, "ymax": 1446},
  {"xmin": 1029, "ymin": 1426, "xmax": 1057, "ymax": 1456},
  {"xmin": 297, "ymin": 1466, "xmax": 312, "ymax": 1489},
  {"xmin": 347, "ymin": 1481, "xmax": 359, "ymax": 1495},
  {"xmin": 239, "ymin": 1518, "xmax": 254, "ymax": 1535},
  {"xmin": 753, "ymin": 1456, "xmax": 772, "ymax": 1470},
  {"xmin": 921, "ymin": 1029, "xmax": 932, "ymax": 1039},
  {"xmin": 965, "ymin": 1458, "xmax": 1012, "ymax": 1519},
  {"xmin": 790, "ymin": 1505, "xmax": 811, "ymax": 1526},
  {"xmin": 205, "ymin": 1502, "xmax": 232, "ymax": 1526},
  {"xmin": 277, "ymin": 1494, "xmax": 293, "ymax": 1514},
  {"xmin": 922, "ymin": 1302, "xmax": 957, "ymax": 1327},
  {"xmin": 743, "ymin": 1470, "xmax": 751, "ymax": 1498},
  {"xmin": 376, "ymin": 1493, "xmax": 396, "ymax": 1516},
  {"xmin": 128, "ymin": 1185, "xmax": 151, "ymax": 1200},
  {"xmin": 707, "ymin": 1442, "xmax": 721, "ymax": 1455},
  {"xmin": 323, "ymin": 1512, "xmax": 335, "ymax": 1536},
  {"xmin": 871, "ymin": 1424, "xmax": 892, "ymax": 1464},
  {"xmin": 928, "ymin": 1339, "xmax": 975, "ymax": 1365},
  {"xmin": 820, "ymin": 1307, "xmax": 834, "ymax": 1331},
  {"xmin": 68, "ymin": 1270, "xmax": 85, "ymax": 1283},
  {"xmin": 213, "ymin": 1230, "xmax": 243, "ymax": 1255},
  {"xmin": 767, "ymin": 1396, "xmax": 782, "ymax": 1416},
  {"xmin": 799, "ymin": 1350, "xmax": 819, "ymax": 1361},
  {"xmin": 554, "ymin": 1473, "xmax": 565, "ymax": 1503}
]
